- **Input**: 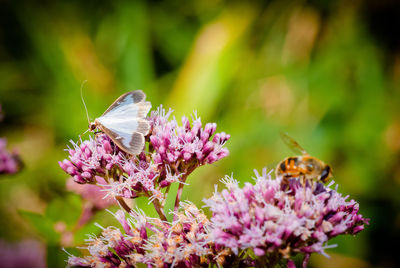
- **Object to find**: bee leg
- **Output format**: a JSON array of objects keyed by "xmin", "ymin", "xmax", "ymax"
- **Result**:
[{"xmin": 280, "ymin": 175, "xmax": 290, "ymax": 191}]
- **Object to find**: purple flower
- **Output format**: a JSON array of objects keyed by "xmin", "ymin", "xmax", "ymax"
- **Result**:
[
  {"xmin": 59, "ymin": 100, "xmax": 369, "ymax": 267},
  {"xmin": 149, "ymin": 106, "xmax": 230, "ymax": 169},
  {"xmin": 59, "ymin": 135, "xmax": 125, "ymax": 184},
  {"xmin": 59, "ymin": 106, "xmax": 230, "ymax": 206},
  {"xmin": 0, "ymin": 138, "xmax": 21, "ymax": 175},
  {"xmin": 203, "ymin": 168, "xmax": 369, "ymax": 267},
  {"xmin": 0, "ymin": 239, "xmax": 46, "ymax": 268},
  {"xmin": 66, "ymin": 202, "xmax": 223, "ymax": 267},
  {"xmin": 59, "ymin": 134, "xmax": 167, "ymax": 203},
  {"xmin": 0, "ymin": 106, "xmax": 22, "ymax": 175}
]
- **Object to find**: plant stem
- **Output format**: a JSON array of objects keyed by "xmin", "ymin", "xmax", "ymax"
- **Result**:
[
  {"xmin": 173, "ymin": 174, "xmax": 188, "ymax": 219},
  {"xmin": 302, "ymin": 254, "xmax": 310, "ymax": 268},
  {"xmin": 152, "ymin": 198, "xmax": 167, "ymax": 221},
  {"xmin": 73, "ymin": 203, "xmax": 94, "ymax": 232},
  {"xmin": 162, "ymin": 184, "xmax": 171, "ymax": 207},
  {"xmin": 116, "ymin": 196, "xmax": 132, "ymax": 214},
  {"xmin": 173, "ymin": 165, "xmax": 196, "ymax": 220}
]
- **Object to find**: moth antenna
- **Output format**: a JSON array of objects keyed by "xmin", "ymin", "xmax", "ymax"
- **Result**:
[{"xmin": 80, "ymin": 80, "xmax": 91, "ymax": 125}]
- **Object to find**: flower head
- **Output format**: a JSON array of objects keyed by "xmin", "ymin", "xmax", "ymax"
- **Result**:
[
  {"xmin": 59, "ymin": 106, "xmax": 230, "ymax": 204},
  {"xmin": 59, "ymin": 135, "xmax": 124, "ymax": 184},
  {"xmin": 0, "ymin": 239, "xmax": 45, "ymax": 268},
  {"xmin": 66, "ymin": 202, "xmax": 220, "ymax": 268},
  {"xmin": 0, "ymin": 138, "xmax": 21, "ymax": 175},
  {"xmin": 203, "ymin": 168, "xmax": 369, "ymax": 266},
  {"xmin": 60, "ymin": 99, "xmax": 369, "ymax": 267},
  {"xmin": 149, "ymin": 106, "xmax": 230, "ymax": 169},
  {"xmin": 0, "ymin": 105, "xmax": 22, "ymax": 175}
]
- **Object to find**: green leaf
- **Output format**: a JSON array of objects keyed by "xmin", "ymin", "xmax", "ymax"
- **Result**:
[
  {"xmin": 45, "ymin": 194, "xmax": 82, "ymax": 226},
  {"xmin": 18, "ymin": 210, "xmax": 60, "ymax": 244}
]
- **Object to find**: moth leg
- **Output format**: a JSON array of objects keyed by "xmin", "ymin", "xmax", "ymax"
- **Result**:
[{"xmin": 94, "ymin": 131, "xmax": 104, "ymax": 139}]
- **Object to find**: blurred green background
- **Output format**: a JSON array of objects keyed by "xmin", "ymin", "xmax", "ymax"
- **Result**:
[{"xmin": 0, "ymin": 0, "xmax": 399, "ymax": 267}]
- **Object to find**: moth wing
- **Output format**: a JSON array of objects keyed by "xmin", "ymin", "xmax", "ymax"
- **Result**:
[
  {"xmin": 97, "ymin": 120, "xmax": 147, "ymax": 155},
  {"xmin": 109, "ymin": 131, "xmax": 145, "ymax": 155},
  {"xmin": 280, "ymin": 132, "xmax": 308, "ymax": 155},
  {"xmin": 102, "ymin": 90, "xmax": 150, "ymax": 118},
  {"xmin": 97, "ymin": 116, "xmax": 150, "ymax": 135},
  {"xmin": 94, "ymin": 90, "xmax": 152, "ymax": 155}
]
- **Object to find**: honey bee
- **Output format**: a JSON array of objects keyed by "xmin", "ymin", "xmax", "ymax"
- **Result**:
[{"xmin": 276, "ymin": 133, "xmax": 332, "ymax": 184}]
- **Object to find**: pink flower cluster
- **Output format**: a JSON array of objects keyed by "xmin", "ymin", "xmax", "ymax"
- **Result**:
[
  {"xmin": 63, "ymin": 167, "xmax": 370, "ymax": 268},
  {"xmin": 0, "ymin": 138, "xmax": 20, "ymax": 175},
  {"xmin": 0, "ymin": 106, "xmax": 21, "ymax": 175},
  {"xmin": 203, "ymin": 168, "xmax": 369, "ymax": 267},
  {"xmin": 59, "ymin": 102, "xmax": 369, "ymax": 267},
  {"xmin": 59, "ymin": 106, "xmax": 230, "ymax": 204},
  {"xmin": 66, "ymin": 202, "xmax": 225, "ymax": 268},
  {"xmin": 0, "ymin": 239, "xmax": 45, "ymax": 268},
  {"xmin": 59, "ymin": 135, "xmax": 124, "ymax": 184},
  {"xmin": 149, "ymin": 106, "xmax": 230, "ymax": 168}
]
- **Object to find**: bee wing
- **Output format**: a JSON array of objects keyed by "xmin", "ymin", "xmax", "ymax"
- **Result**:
[
  {"xmin": 102, "ymin": 90, "xmax": 151, "ymax": 118},
  {"xmin": 280, "ymin": 132, "xmax": 308, "ymax": 155}
]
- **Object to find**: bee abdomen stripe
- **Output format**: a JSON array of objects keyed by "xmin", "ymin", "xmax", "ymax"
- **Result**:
[
  {"xmin": 320, "ymin": 166, "xmax": 331, "ymax": 182},
  {"xmin": 287, "ymin": 157, "xmax": 299, "ymax": 164},
  {"xmin": 280, "ymin": 162, "xmax": 286, "ymax": 171}
]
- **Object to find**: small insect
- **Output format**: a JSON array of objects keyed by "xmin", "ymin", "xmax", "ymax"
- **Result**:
[
  {"xmin": 276, "ymin": 133, "xmax": 332, "ymax": 184},
  {"xmin": 83, "ymin": 89, "xmax": 151, "ymax": 155}
]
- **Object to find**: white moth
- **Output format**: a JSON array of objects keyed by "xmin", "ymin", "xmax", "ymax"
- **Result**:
[{"xmin": 88, "ymin": 90, "xmax": 152, "ymax": 155}]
